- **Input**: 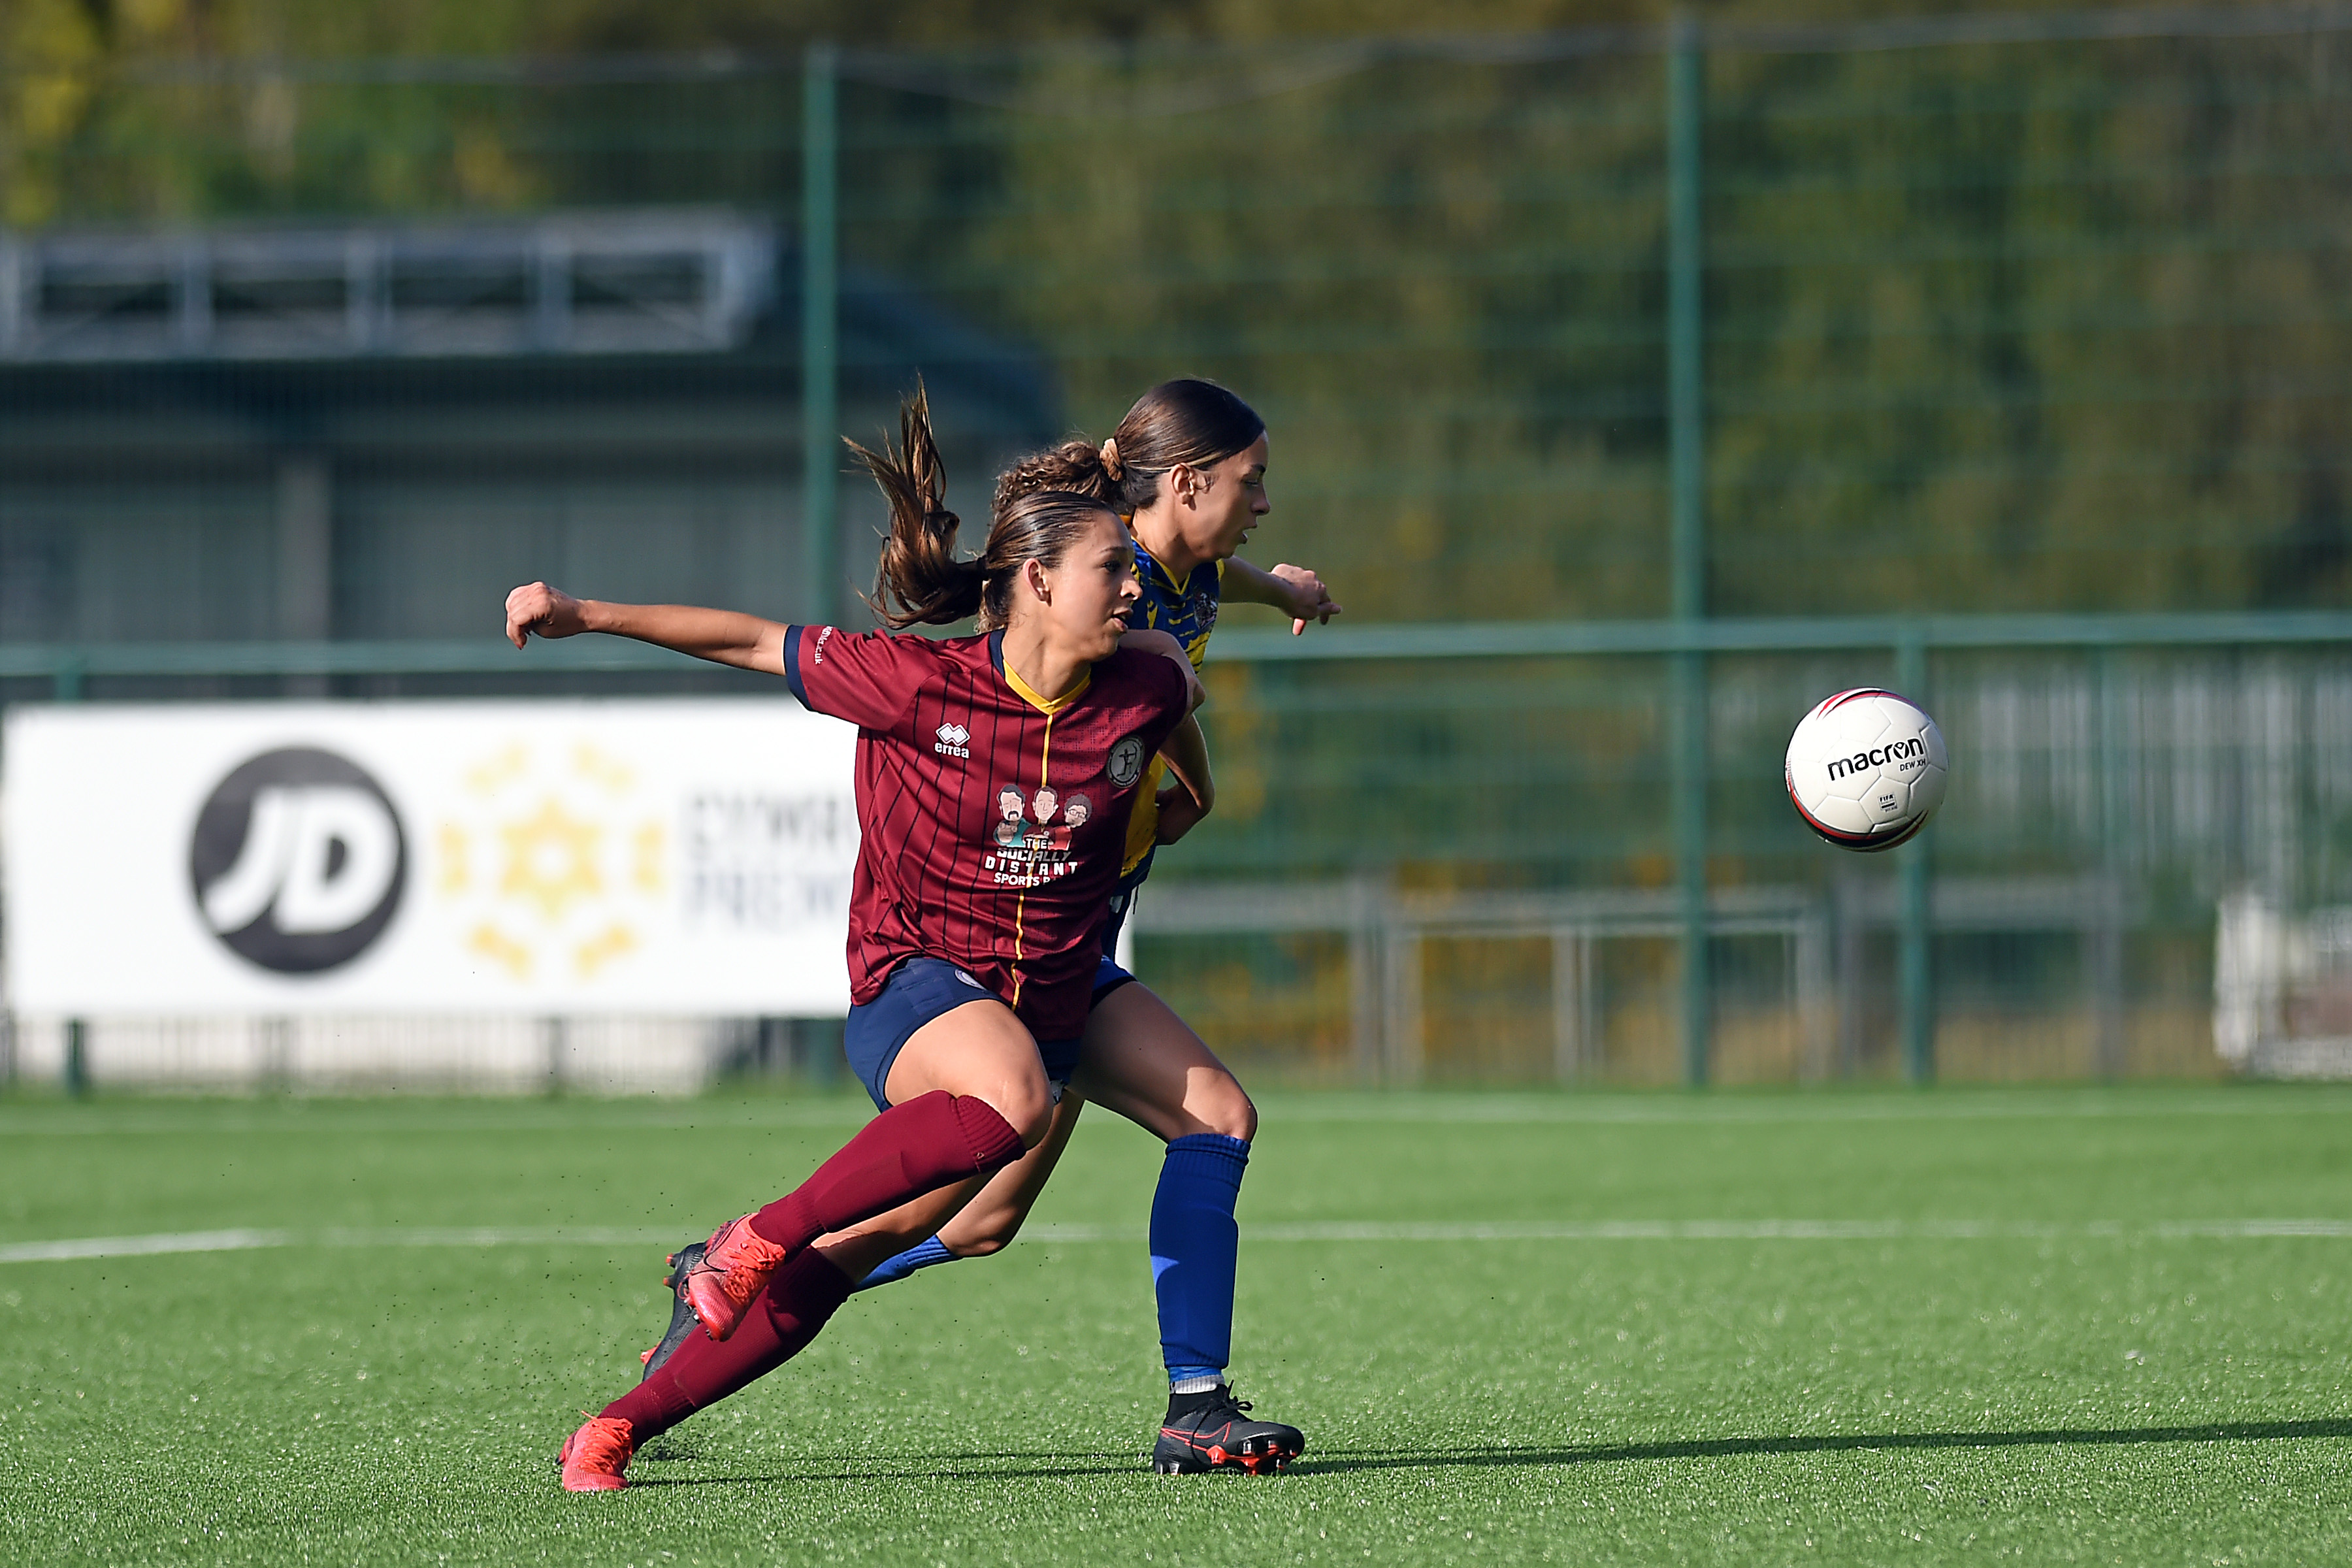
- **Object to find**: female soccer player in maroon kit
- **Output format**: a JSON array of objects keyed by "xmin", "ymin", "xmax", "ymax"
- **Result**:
[
  {"xmin": 515, "ymin": 391, "xmax": 1301, "ymax": 1489},
  {"xmin": 838, "ymin": 380, "xmax": 1337, "ymax": 1472}
]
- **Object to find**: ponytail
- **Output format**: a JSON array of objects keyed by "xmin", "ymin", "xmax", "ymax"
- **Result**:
[
  {"xmin": 996, "ymin": 378, "xmax": 1265, "ymax": 517},
  {"xmin": 852, "ymin": 382, "xmax": 986, "ymax": 629},
  {"xmin": 855, "ymin": 381, "xmax": 1119, "ymax": 633},
  {"xmin": 992, "ymin": 439, "xmax": 1119, "ymax": 520}
]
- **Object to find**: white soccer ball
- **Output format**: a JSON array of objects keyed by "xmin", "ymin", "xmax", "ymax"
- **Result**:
[{"xmin": 1784, "ymin": 688, "xmax": 1949, "ymax": 853}]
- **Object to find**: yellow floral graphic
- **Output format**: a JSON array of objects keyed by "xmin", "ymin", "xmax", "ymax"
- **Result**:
[
  {"xmin": 498, "ymin": 797, "xmax": 603, "ymax": 923},
  {"xmin": 437, "ymin": 742, "xmax": 666, "ymax": 988},
  {"xmin": 467, "ymin": 923, "xmax": 532, "ymax": 979}
]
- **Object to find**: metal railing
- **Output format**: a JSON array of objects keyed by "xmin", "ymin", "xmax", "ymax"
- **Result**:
[{"xmin": 7, "ymin": 606, "xmax": 2348, "ymax": 1085}]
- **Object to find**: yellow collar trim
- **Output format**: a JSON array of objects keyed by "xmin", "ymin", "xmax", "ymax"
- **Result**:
[{"xmin": 1004, "ymin": 660, "xmax": 1088, "ymax": 715}]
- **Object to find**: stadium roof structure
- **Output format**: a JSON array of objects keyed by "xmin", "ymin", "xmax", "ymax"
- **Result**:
[
  {"xmin": 0, "ymin": 208, "xmax": 1060, "ymax": 651},
  {"xmin": 0, "ymin": 211, "xmax": 775, "ymax": 363},
  {"xmin": 0, "ymin": 208, "xmax": 1054, "ymax": 423}
]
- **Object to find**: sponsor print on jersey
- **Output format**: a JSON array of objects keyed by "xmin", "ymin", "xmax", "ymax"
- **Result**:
[
  {"xmin": 933, "ymin": 721, "xmax": 970, "ymax": 759},
  {"xmin": 984, "ymin": 783, "xmax": 1095, "ymax": 886}
]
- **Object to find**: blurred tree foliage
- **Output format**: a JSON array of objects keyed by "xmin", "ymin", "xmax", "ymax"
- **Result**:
[
  {"xmin": 5, "ymin": 0, "xmax": 2347, "ymax": 618},
  {"xmin": 3, "ymin": 0, "xmax": 2155, "ymax": 227},
  {"xmin": 842, "ymin": 25, "xmax": 2352, "ymax": 619}
]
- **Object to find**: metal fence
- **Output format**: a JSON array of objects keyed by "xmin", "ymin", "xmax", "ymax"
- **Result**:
[
  {"xmin": 7, "ymin": 614, "xmax": 2352, "ymax": 1088},
  {"xmin": 8, "ymin": 5, "xmax": 2352, "ymax": 1085}
]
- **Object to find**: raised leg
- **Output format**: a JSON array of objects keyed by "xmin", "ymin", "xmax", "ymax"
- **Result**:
[
  {"xmin": 679, "ymin": 999, "xmax": 1049, "ymax": 1342},
  {"xmin": 851, "ymin": 1093, "xmax": 1088, "ymax": 1291}
]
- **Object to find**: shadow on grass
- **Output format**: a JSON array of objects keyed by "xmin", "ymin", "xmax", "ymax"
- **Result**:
[
  {"xmin": 1295, "ymin": 1418, "xmax": 2352, "ymax": 1475},
  {"xmin": 627, "ymin": 1460, "xmax": 1140, "ymax": 1486},
  {"xmin": 635, "ymin": 1434, "xmax": 705, "ymax": 1463},
  {"xmin": 621, "ymin": 1418, "xmax": 2352, "ymax": 1487}
]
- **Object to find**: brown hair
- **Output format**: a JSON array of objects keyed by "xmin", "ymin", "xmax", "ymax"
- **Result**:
[
  {"xmin": 994, "ymin": 377, "xmax": 1266, "ymax": 519},
  {"xmin": 851, "ymin": 381, "xmax": 1118, "ymax": 632}
]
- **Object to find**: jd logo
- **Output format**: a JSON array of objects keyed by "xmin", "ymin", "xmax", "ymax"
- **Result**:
[{"xmin": 189, "ymin": 748, "xmax": 407, "ymax": 973}]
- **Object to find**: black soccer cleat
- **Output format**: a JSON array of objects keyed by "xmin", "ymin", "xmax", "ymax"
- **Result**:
[
  {"xmin": 638, "ymin": 1241, "xmax": 705, "ymax": 1380},
  {"xmin": 1151, "ymin": 1384, "xmax": 1304, "ymax": 1475}
]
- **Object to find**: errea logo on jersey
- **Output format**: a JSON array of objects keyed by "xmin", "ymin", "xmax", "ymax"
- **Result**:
[{"xmin": 934, "ymin": 721, "xmax": 971, "ymax": 759}]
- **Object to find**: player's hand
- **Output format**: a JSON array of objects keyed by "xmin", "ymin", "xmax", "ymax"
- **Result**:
[
  {"xmin": 505, "ymin": 581, "xmax": 588, "ymax": 648},
  {"xmin": 1268, "ymin": 563, "xmax": 1342, "ymax": 636},
  {"xmin": 1153, "ymin": 782, "xmax": 1209, "ymax": 845}
]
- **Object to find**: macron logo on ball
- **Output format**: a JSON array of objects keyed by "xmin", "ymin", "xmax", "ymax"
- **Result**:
[
  {"xmin": 1825, "ymin": 737, "xmax": 1926, "ymax": 781},
  {"xmin": 934, "ymin": 722, "xmax": 971, "ymax": 759}
]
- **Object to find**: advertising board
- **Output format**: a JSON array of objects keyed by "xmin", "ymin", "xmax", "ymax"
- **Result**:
[{"xmin": 2, "ymin": 700, "xmax": 858, "ymax": 1015}]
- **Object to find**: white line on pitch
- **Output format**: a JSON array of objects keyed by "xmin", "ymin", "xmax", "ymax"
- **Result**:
[
  {"xmin": 10, "ymin": 1217, "xmax": 2352, "ymax": 1267},
  {"xmin": 1034, "ymin": 1218, "xmax": 2352, "ymax": 1244},
  {"xmin": 0, "ymin": 1226, "xmax": 678, "ymax": 1264},
  {"xmin": 312, "ymin": 1226, "xmax": 681, "ymax": 1250},
  {"xmin": 0, "ymin": 1228, "xmax": 295, "ymax": 1263}
]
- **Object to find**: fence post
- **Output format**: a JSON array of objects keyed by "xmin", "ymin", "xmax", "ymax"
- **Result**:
[
  {"xmin": 1897, "ymin": 634, "xmax": 1935, "ymax": 1083},
  {"xmin": 1347, "ymin": 870, "xmax": 1388, "ymax": 1085},
  {"xmin": 1667, "ymin": 17, "xmax": 1710, "ymax": 1087},
  {"xmin": 1383, "ymin": 923, "xmax": 1425, "ymax": 1086},
  {"xmin": 54, "ymin": 653, "xmax": 88, "ymax": 1085},
  {"xmin": 2093, "ymin": 647, "xmax": 2128, "ymax": 1076},
  {"xmin": 802, "ymin": 42, "xmax": 841, "ymax": 626},
  {"xmin": 540, "ymin": 1015, "xmax": 567, "ymax": 1096},
  {"xmin": 1551, "ymin": 929, "xmax": 1588, "ymax": 1083}
]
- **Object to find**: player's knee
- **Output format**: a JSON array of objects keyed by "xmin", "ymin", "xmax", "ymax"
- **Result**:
[
  {"xmin": 985, "ymin": 1085, "xmax": 1057, "ymax": 1151},
  {"xmin": 1222, "ymin": 1094, "xmax": 1260, "ymax": 1144},
  {"xmin": 1191, "ymin": 1074, "xmax": 1257, "ymax": 1143}
]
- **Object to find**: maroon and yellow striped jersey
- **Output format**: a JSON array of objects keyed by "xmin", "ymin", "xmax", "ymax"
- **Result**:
[{"xmin": 783, "ymin": 623, "xmax": 1188, "ymax": 1041}]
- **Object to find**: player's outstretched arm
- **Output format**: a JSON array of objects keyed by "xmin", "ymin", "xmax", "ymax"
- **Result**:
[
  {"xmin": 1222, "ymin": 557, "xmax": 1341, "ymax": 637},
  {"xmin": 504, "ymin": 581, "xmax": 787, "ymax": 676}
]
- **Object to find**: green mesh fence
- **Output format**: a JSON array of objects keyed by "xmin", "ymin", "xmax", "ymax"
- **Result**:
[{"xmin": 8, "ymin": 7, "xmax": 2352, "ymax": 1083}]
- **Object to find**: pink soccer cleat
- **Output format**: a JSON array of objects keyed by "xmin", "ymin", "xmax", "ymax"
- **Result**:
[
  {"xmin": 558, "ymin": 1414, "xmax": 635, "ymax": 1492},
  {"xmin": 678, "ymin": 1215, "xmax": 789, "ymax": 1342}
]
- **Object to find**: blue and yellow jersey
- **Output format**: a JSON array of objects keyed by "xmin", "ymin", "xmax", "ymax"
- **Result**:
[{"xmin": 1121, "ymin": 544, "xmax": 1224, "ymax": 874}]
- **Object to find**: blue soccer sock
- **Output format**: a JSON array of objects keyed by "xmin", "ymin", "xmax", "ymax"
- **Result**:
[
  {"xmin": 851, "ymin": 1233, "xmax": 956, "ymax": 1292},
  {"xmin": 1150, "ymin": 1132, "xmax": 1250, "ymax": 1388}
]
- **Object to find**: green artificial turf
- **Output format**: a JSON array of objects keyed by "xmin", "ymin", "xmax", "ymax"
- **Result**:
[{"xmin": 4, "ymin": 1085, "xmax": 2352, "ymax": 1565}]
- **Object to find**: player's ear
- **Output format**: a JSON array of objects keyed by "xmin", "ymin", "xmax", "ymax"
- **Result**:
[
  {"xmin": 1022, "ymin": 556, "xmax": 1052, "ymax": 604},
  {"xmin": 1169, "ymin": 463, "xmax": 1200, "ymax": 508}
]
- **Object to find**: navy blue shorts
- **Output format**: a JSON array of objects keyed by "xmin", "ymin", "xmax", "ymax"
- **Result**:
[{"xmin": 844, "ymin": 956, "xmax": 1138, "ymax": 1112}]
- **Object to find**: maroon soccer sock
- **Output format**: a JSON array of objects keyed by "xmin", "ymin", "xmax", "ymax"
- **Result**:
[
  {"xmin": 746, "ymin": 1090, "xmax": 1024, "ymax": 1253},
  {"xmin": 598, "ymin": 1249, "xmax": 857, "ymax": 1441}
]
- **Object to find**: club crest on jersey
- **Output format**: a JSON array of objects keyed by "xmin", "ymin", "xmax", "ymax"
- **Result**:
[
  {"xmin": 934, "ymin": 721, "xmax": 970, "ymax": 759},
  {"xmin": 983, "ymin": 783, "xmax": 1093, "ymax": 887},
  {"xmin": 1107, "ymin": 734, "xmax": 1147, "ymax": 789}
]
